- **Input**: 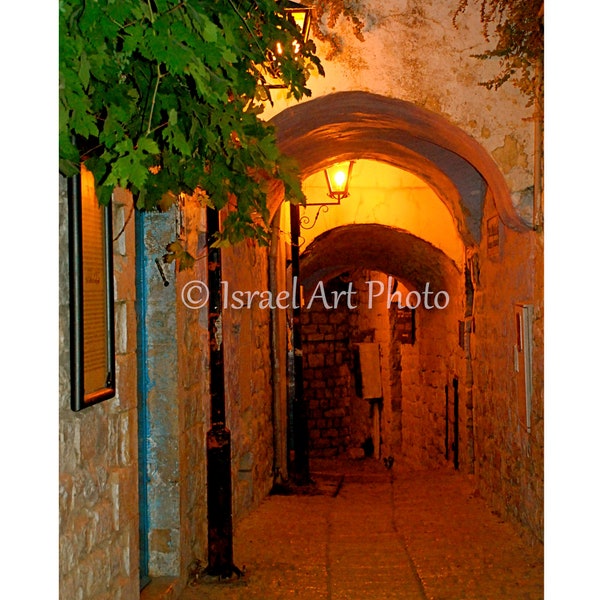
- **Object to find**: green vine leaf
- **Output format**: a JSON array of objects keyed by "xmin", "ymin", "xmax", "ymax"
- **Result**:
[{"xmin": 59, "ymin": 0, "xmax": 327, "ymax": 245}]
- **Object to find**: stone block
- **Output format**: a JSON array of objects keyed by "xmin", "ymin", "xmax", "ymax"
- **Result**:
[
  {"xmin": 59, "ymin": 474, "xmax": 74, "ymax": 528},
  {"xmin": 79, "ymin": 413, "xmax": 109, "ymax": 464},
  {"xmin": 347, "ymin": 447, "xmax": 365, "ymax": 460},
  {"xmin": 60, "ymin": 419, "xmax": 81, "ymax": 473},
  {"xmin": 59, "ymin": 528, "xmax": 82, "ymax": 576},
  {"xmin": 116, "ymin": 303, "xmax": 129, "ymax": 358},
  {"xmin": 150, "ymin": 528, "xmax": 176, "ymax": 554},
  {"xmin": 324, "ymin": 408, "xmax": 346, "ymax": 419},
  {"xmin": 310, "ymin": 312, "xmax": 329, "ymax": 325},
  {"xmin": 88, "ymin": 499, "xmax": 115, "ymax": 549},
  {"xmin": 318, "ymin": 324, "xmax": 334, "ymax": 335},
  {"xmin": 113, "ymin": 255, "xmax": 137, "ymax": 303},
  {"xmin": 81, "ymin": 547, "xmax": 112, "ymax": 598},
  {"xmin": 307, "ymin": 353, "xmax": 325, "ymax": 368},
  {"xmin": 115, "ymin": 352, "xmax": 137, "ymax": 411},
  {"xmin": 58, "ymin": 572, "xmax": 81, "ymax": 600},
  {"xmin": 148, "ymin": 480, "xmax": 181, "ymax": 528}
]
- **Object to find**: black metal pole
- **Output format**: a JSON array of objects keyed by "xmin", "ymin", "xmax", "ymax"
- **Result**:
[
  {"xmin": 289, "ymin": 203, "xmax": 310, "ymax": 485},
  {"xmin": 444, "ymin": 384, "xmax": 449, "ymax": 461},
  {"xmin": 453, "ymin": 377, "xmax": 459, "ymax": 471},
  {"xmin": 205, "ymin": 207, "xmax": 241, "ymax": 579}
]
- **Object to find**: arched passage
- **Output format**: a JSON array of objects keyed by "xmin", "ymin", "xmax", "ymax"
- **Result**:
[
  {"xmin": 271, "ymin": 90, "xmax": 531, "ymax": 244},
  {"xmin": 295, "ymin": 223, "xmax": 466, "ymax": 467},
  {"xmin": 300, "ymin": 224, "xmax": 460, "ymax": 295},
  {"xmin": 268, "ymin": 91, "xmax": 518, "ymax": 477}
]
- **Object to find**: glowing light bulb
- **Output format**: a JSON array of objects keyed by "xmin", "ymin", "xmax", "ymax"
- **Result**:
[{"xmin": 333, "ymin": 169, "xmax": 347, "ymax": 190}]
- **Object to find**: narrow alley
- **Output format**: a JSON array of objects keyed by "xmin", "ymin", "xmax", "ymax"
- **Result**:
[
  {"xmin": 176, "ymin": 459, "xmax": 543, "ymax": 600},
  {"xmin": 57, "ymin": 2, "xmax": 547, "ymax": 600}
]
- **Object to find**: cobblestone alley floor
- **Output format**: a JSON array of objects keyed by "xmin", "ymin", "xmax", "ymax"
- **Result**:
[{"xmin": 179, "ymin": 459, "xmax": 543, "ymax": 600}]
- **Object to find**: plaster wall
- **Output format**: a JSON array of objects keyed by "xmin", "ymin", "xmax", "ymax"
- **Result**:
[{"xmin": 301, "ymin": 162, "xmax": 464, "ymax": 265}]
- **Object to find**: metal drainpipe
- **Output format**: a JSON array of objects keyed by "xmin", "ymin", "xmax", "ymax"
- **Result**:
[
  {"xmin": 289, "ymin": 203, "xmax": 310, "ymax": 484},
  {"xmin": 205, "ymin": 207, "xmax": 241, "ymax": 579},
  {"xmin": 534, "ymin": 3, "xmax": 544, "ymax": 230},
  {"xmin": 533, "ymin": 58, "xmax": 544, "ymax": 230},
  {"xmin": 268, "ymin": 208, "xmax": 287, "ymax": 486}
]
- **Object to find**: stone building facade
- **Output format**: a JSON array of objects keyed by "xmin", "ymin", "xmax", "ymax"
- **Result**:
[
  {"xmin": 59, "ymin": 0, "xmax": 543, "ymax": 597},
  {"xmin": 59, "ymin": 181, "xmax": 141, "ymax": 600}
]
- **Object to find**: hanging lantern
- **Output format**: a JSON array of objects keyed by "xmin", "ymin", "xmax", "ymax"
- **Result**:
[
  {"xmin": 284, "ymin": 1, "xmax": 312, "ymax": 46},
  {"xmin": 263, "ymin": 2, "xmax": 313, "ymax": 87},
  {"xmin": 324, "ymin": 161, "xmax": 355, "ymax": 203}
]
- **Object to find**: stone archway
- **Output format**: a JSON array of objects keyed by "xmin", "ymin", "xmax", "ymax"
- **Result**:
[
  {"xmin": 296, "ymin": 224, "xmax": 466, "ymax": 467},
  {"xmin": 299, "ymin": 224, "xmax": 460, "ymax": 295},
  {"xmin": 271, "ymin": 90, "xmax": 531, "ymax": 243},
  {"xmin": 267, "ymin": 91, "xmax": 522, "ymax": 475}
]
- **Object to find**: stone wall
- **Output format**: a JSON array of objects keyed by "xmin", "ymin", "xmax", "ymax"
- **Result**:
[
  {"xmin": 138, "ymin": 200, "xmax": 276, "ymax": 591},
  {"xmin": 396, "ymin": 281, "xmax": 466, "ymax": 470},
  {"xmin": 302, "ymin": 297, "xmax": 356, "ymax": 457},
  {"xmin": 301, "ymin": 267, "xmax": 468, "ymax": 472},
  {"xmin": 59, "ymin": 187, "xmax": 279, "ymax": 599},
  {"xmin": 175, "ymin": 199, "xmax": 211, "ymax": 576},
  {"xmin": 137, "ymin": 198, "xmax": 213, "ymax": 595},
  {"xmin": 301, "ymin": 273, "xmax": 400, "ymax": 460},
  {"xmin": 59, "ymin": 178, "xmax": 140, "ymax": 600},
  {"xmin": 222, "ymin": 241, "xmax": 275, "ymax": 520},
  {"xmin": 471, "ymin": 197, "xmax": 543, "ymax": 542}
]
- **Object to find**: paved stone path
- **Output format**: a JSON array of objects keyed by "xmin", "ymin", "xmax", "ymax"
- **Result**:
[{"xmin": 180, "ymin": 459, "xmax": 543, "ymax": 600}]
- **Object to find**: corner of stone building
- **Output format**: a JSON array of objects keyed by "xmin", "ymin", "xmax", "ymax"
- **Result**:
[
  {"xmin": 59, "ymin": 177, "xmax": 142, "ymax": 600},
  {"xmin": 471, "ymin": 190, "xmax": 543, "ymax": 545}
]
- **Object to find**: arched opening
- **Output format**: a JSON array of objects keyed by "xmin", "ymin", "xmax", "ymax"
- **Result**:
[
  {"xmin": 296, "ymin": 222, "xmax": 466, "ymax": 470},
  {"xmin": 268, "ymin": 92, "xmax": 504, "ymax": 477},
  {"xmin": 271, "ymin": 90, "xmax": 531, "ymax": 239}
]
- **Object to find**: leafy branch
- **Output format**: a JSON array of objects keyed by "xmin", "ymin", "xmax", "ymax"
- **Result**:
[
  {"xmin": 453, "ymin": 0, "xmax": 544, "ymax": 106},
  {"xmin": 311, "ymin": 0, "xmax": 367, "ymax": 58},
  {"xmin": 59, "ymin": 0, "xmax": 324, "ymax": 246}
]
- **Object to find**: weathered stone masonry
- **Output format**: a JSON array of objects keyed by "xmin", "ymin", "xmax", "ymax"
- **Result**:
[
  {"xmin": 301, "ymin": 268, "xmax": 467, "ymax": 470},
  {"xmin": 302, "ymin": 297, "xmax": 356, "ymax": 457},
  {"xmin": 59, "ymin": 181, "xmax": 140, "ymax": 600},
  {"xmin": 59, "ymin": 0, "xmax": 544, "ymax": 595}
]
